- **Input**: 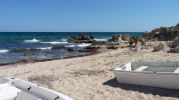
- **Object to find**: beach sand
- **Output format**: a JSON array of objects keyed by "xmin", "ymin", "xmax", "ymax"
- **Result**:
[{"xmin": 0, "ymin": 47, "xmax": 179, "ymax": 100}]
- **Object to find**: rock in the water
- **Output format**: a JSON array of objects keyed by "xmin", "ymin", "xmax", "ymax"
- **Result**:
[
  {"xmin": 121, "ymin": 34, "xmax": 130, "ymax": 41},
  {"xmin": 79, "ymin": 33, "xmax": 94, "ymax": 40},
  {"xmin": 67, "ymin": 47, "xmax": 76, "ymax": 52},
  {"xmin": 109, "ymin": 34, "xmax": 129, "ymax": 42},
  {"xmin": 85, "ymin": 46, "xmax": 100, "ymax": 50},
  {"xmin": 67, "ymin": 32, "xmax": 94, "ymax": 43},
  {"xmin": 79, "ymin": 46, "xmax": 100, "ymax": 52}
]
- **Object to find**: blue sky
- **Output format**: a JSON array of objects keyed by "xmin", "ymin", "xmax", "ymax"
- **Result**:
[{"xmin": 0, "ymin": 0, "xmax": 179, "ymax": 32}]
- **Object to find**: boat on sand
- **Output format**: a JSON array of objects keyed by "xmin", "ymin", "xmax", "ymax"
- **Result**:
[
  {"xmin": 113, "ymin": 61, "xmax": 179, "ymax": 89},
  {"xmin": 0, "ymin": 77, "xmax": 72, "ymax": 100}
]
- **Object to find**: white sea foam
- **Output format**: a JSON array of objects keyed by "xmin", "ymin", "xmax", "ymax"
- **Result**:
[
  {"xmin": 94, "ymin": 38, "xmax": 108, "ymax": 41},
  {"xmin": 65, "ymin": 45, "xmax": 76, "ymax": 48},
  {"xmin": 65, "ymin": 43, "xmax": 91, "ymax": 48},
  {"xmin": 0, "ymin": 49, "xmax": 9, "ymax": 53},
  {"xmin": 24, "ymin": 38, "xmax": 40, "ymax": 43},
  {"xmin": 41, "ymin": 41, "xmax": 68, "ymax": 45},
  {"xmin": 61, "ymin": 38, "xmax": 67, "ymax": 42},
  {"xmin": 37, "ymin": 47, "xmax": 52, "ymax": 50},
  {"xmin": 77, "ymin": 43, "xmax": 91, "ymax": 47}
]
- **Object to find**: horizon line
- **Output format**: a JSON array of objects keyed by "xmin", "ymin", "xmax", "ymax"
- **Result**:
[{"xmin": 0, "ymin": 31, "xmax": 144, "ymax": 33}]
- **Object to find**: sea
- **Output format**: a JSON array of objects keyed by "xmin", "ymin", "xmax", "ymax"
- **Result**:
[{"xmin": 0, "ymin": 32, "xmax": 143, "ymax": 65}]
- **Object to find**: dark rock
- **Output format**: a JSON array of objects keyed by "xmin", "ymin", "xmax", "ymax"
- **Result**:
[
  {"xmin": 107, "ymin": 45, "xmax": 118, "ymax": 50},
  {"xmin": 121, "ymin": 34, "xmax": 130, "ymax": 41},
  {"xmin": 143, "ymin": 31, "xmax": 150, "ymax": 39},
  {"xmin": 85, "ymin": 46, "xmax": 100, "ymax": 50},
  {"xmin": 176, "ymin": 23, "xmax": 179, "ymax": 27},
  {"xmin": 109, "ymin": 34, "xmax": 129, "ymax": 42},
  {"xmin": 79, "ymin": 46, "xmax": 100, "ymax": 52},
  {"xmin": 170, "ymin": 39, "xmax": 179, "ymax": 48},
  {"xmin": 67, "ymin": 47, "xmax": 76, "ymax": 52},
  {"xmin": 67, "ymin": 32, "xmax": 95, "ymax": 43},
  {"xmin": 169, "ymin": 46, "xmax": 179, "ymax": 53},
  {"xmin": 145, "ymin": 23, "xmax": 179, "ymax": 41},
  {"xmin": 129, "ymin": 36, "xmax": 148, "ymax": 49},
  {"xmin": 166, "ymin": 38, "xmax": 179, "ymax": 53},
  {"xmin": 79, "ymin": 33, "xmax": 94, "ymax": 40},
  {"xmin": 91, "ymin": 41, "xmax": 107, "ymax": 45}
]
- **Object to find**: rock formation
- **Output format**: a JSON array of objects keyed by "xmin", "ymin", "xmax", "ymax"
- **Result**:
[
  {"xmin": 109, "ymin": 34, "xmax": 130, "ymax": 42},
  {"xmin": 144, "ymin": 23, "xmax": 179, "ymax": 41},
  {"xmin": 152, "ymin": 43, "xmax": 170, "ymax": 52},
  {"xmin": 67, "ymin": 32, "xmax": 94, "ymax": 43}
]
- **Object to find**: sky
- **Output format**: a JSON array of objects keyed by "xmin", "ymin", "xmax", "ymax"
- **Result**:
[{"xmin": 0, "ymin": 0, "xmax": 179, "ymax": 32}]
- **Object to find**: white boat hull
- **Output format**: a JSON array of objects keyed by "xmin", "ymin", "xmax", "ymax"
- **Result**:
[
  {"xmin": 114, "ymin": 71, "xmax": 179, "ymax": 89},
  {"xmin": 113, "ymin": 61, "xmax": 179, "ymax": 89},
  {"xmin": 0, "ymin": 78, "xmax": 72, "ymax": 100}
]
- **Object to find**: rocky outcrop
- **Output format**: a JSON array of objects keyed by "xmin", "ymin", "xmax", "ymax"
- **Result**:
[
  {"xmin": 77, "ymin": 45, "xmax": 100, "ymax": 53},
  {"xmin": 170, "ymin": 38, "xmax": 179, "ymax": 48},
  {"xmin": 169, "ymin": 46, "xmax": 179, "ymax": 53},
  {"xmin": 144, "ymin": 23, "xmax": 179, "ymax": 41},
  {"xmin": 168, "ymin": 38, "xmax": 179, "ymax": 53},
  {"xmin": 109, "ymin": 34, "xmax": 130, "ymax": 42},
  {"xmin": 67, "ymin": 47, "xmax": 76, "ymax": 52},
  {"xmin": 152, "ymin": 43, "xmax": 170, "ymax": 52},
  {"xmin": 128, "ymin": 36, "xmax": 148, "ymax": 50},
  {"xmin": 106, "ymin": 42, "xmax": 120, "ymax": 50},
  {"xmin": 107, "ymin": 45, "xmax": 118, "ymax": 50},
  {"xmin": 67, "ymin": 33, "xmax": 94, "ymax": 43}
]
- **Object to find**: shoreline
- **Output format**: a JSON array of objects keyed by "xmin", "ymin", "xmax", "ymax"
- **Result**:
[
  {"xmin": 0, "ymin": 51, "xmax": 101, "ymax": 66},
  {"xmin": 0, "ymin": 32, "xmax": 143, "ymax": 66},
  {"xmin": 0, "ymin": 41, "xmax": 114, "ymax": 66},
  {"xmin": 1, "ymin": 41, "xmax": 179, "ymax": 100}
]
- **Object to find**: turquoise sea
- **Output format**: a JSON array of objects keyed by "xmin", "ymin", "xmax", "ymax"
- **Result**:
[{"xmin": 0, "ymin": 32, "xmax": 143, "ymax": 65}]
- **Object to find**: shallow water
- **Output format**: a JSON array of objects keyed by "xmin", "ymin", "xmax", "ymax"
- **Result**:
[{"xmin": 0, "ymin": 32, "xmax": 143, "ymax": 64}]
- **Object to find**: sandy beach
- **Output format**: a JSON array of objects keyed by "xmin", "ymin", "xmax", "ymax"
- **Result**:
[
  {"xmin": 1, "ymin": 0, "xmax": 179, "ymax": 99},
  {"xmin": 0, "ymin": 42, "xmax": 179, "ymax": 100}
]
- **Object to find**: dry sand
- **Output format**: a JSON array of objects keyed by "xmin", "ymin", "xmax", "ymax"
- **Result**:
[{"xmin": 0, "ymin": 47, "xmax": 179, "ymax": 100}]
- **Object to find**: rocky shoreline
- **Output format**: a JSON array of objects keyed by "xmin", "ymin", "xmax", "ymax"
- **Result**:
[
  {"xmin": 2, "ymin": 23, "xmax": 179, "ymax": 66},
  {"xmin": 1, "ymin": 24, "xmax": 179, "ymax": 100},
  {"xmin": 1, "ymin": 41, "xmax": 179, "ymax": 100}
]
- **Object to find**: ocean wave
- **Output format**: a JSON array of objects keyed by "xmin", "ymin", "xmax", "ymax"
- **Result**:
[
  {"xmin": 65, "ymin": 43, "xmax": 91, "ymax": 48},
  {"xmin": 61, "ymin": 38, "xmax": 67, "ymax": 42},
  {"xmin": 77, "ymin": 43, "xmax": 91, "ymax": 47},
  {"xmin": 41, "ymin": 41, "xmax": 68, "ymax": 45},
  {"xmin": 94, "ymin": 38, "xmax": 108, "ymax": 41},
  {"xmin": 37, "ymin": 47, "xmax": 52, "ymax": 50},
  {"xmin": 0, "ymin": 49, "xmax": 9, "ymax": 53},
  {"xmin": 24, "ymin": 38, "xmax": 40, "ymax": 43},
  {"xmin": 65, "ymin": 45, "xmax": 76, "ymax": 48},
  {"xmin": 10, "ymin": 47, "xmax": 52, "ymax": 52}
]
